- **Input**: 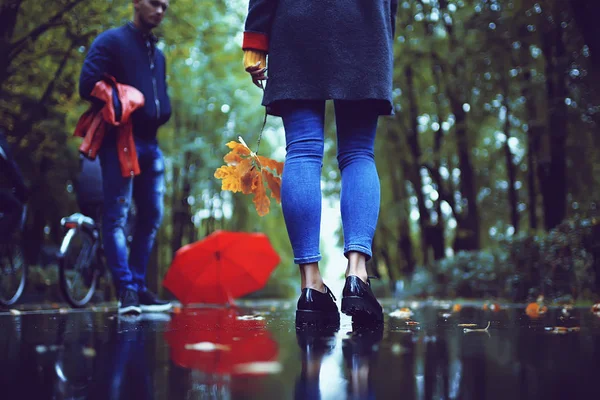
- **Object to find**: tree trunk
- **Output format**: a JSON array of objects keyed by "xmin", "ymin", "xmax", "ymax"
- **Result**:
[
  {"xmin": 383, "ymin": 127, "xmax": 416, "ymax": 278},
  {"xmin": 522, "ymin": 69, "xmax": 540, "ymax": 231},
  {"xmin": 502, "ymin": 83, "xmax": 519, "ymax": 233},
  {"xmin": 399, "ymin": 217, "xmax": 416, "ymax": 276},
  {"xmin": 453, "ymin": 106, "xmax": 480, "ymax": 251},
  {"xmin": 439, "ymin": 0, "xmax": 480, "ymax": 251},
  {"xmin": 171, "ymin": 152, "xmax": 193, "ymax": 254},
  {"xmin": 430, "ymin": 62, "xmax": 446, "ymax": 260},
  {"xmin": 0, "ymin": 0, "xmax": 24, "ymax": 89},
  {"xmin": 540, "ymin": 21, "xmax": 568, "ymax": 230},
  {"xmin": 569, "ymin": 0, "xmax": 600, "ymax": 70},
  {"xmin": 404, "ymin": 65, "xmax": 431, "ymax": 263}
]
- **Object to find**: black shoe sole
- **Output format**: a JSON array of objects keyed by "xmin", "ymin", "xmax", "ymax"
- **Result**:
[
  {"xmin": 341, "ymin": 296, "xmax": 383, "ymax": 324},
  {"xmin": 295, "ymin": 310, "xmax": 340, "ymax": 329}
]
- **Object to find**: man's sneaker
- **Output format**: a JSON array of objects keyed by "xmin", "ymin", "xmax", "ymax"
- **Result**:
[
  {"xmin": 118, "ymin": 288, "xmax": 142, "ymax": 315},
  {"xmin": 138, "ymin": 289, "xmax": 172, "ymax": 312}
]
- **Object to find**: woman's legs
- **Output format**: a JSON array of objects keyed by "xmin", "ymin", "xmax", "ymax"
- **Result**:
[
  {"xmin": 279, "ymin": 100, "xmax": 327, "ymax": 291},
  {"xmin": 334, "ymin": 101, "xmax": 381, "ymax": 283}
]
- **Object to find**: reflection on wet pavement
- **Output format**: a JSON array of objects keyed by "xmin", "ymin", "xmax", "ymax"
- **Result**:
[{"xmin": 1, "ymin": 301, "xmax": 600, "ymax": 399}]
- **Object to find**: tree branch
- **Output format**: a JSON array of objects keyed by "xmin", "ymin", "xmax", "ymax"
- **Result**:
[
  {"xmin": 422, "ymin": 162, "xmax": 458, "ymax": 221},
  {"xmin": 8, "ymin": 0, "xmax": 87, "ymax": 59}
]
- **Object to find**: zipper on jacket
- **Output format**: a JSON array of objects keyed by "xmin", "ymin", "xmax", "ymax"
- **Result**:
[{"xmin": 147, "ymin": 40, "xmax": 160, "ymax": 119}]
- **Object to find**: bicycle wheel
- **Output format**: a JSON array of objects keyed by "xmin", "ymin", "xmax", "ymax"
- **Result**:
[
  {"xmin": 59, "ymin": 228, "xmax": 100, "ymax": 308},
  {"xmin": 0, "ymin": 238, "xmax": 27, "ymax": 306}
]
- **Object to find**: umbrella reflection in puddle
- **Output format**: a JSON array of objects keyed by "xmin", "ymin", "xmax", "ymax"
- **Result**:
[{"xmin": 164, "ymin": 307, "xmax": 280, "ymax": 376}]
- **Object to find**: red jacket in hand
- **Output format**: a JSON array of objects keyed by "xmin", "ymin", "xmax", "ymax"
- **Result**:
[{"xmin": 74, "ymin": 75, "xmax": 145, "ymax": 178}]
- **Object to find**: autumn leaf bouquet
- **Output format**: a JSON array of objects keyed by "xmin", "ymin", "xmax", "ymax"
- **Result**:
[{"xmin": 214, "ymin": 137, "xmax": 284, "ymax": 216}]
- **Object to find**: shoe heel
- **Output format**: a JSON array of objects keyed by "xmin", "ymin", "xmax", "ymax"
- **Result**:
[
  {"xmin": 296, "ymin": 310, "xmax": 340, "ymax": 328},
  {"xmin": 341, "ymin": 297, "xmax": 383, "ymax": 323}
]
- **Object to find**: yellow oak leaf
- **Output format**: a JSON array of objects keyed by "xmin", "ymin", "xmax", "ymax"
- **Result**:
[
  {"xmin": 224, "ymin": 141, "xmax": 252, "ymax": 164},
  {"xmin": 262, "ymin": 170, "xmax": 281, "ymax": 203},
  {"xmin": 214, "ymin": 166, "xmax": 241, "ymax": 192}
]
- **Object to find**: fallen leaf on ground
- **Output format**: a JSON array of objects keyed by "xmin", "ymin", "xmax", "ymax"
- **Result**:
[
  {"xmin": 82, "ymin": 347, "xmax": 96, "ymax": 358},
  {"xmin": 389, "ymin": 307, "xmax": 413, "ymax": 319},
  {"xmin": 463, "ymin": 321, "xmax": 491, "ymax": 333},
  {"xmin": 545, "ymin": 326, "xmax": 580, "ymax": 334},
  {"xmin": 525, "ymin": 302, "xmax": 548, "ymax": 319}
]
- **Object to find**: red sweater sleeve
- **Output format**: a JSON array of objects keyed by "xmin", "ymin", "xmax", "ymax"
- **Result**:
[{"xmin": 243, "ymin": 0, "xmax": 278, "ymax": 52}]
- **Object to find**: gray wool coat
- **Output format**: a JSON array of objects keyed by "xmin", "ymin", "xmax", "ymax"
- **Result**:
[{"xmin": 243, "ymin": 0, "xmax": 398, "ymax": 116}]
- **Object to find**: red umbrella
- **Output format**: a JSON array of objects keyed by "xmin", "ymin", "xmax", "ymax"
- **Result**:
[
  {"xmin": 164, "ymin": 307, "xmax": 279, "ymax": 375},
  {"xmin": 162, "ymin": 230, "xmax": 280, "ymax": 304}
]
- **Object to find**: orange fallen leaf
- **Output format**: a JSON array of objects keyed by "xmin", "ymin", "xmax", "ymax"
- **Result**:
[
  {"xmin": 545, "ymin": 326, "xmax": 580, "ymax": 334},
  {"xmin": 526, "ymin": 302, "xmax": 548, "ymax": 319},
  {"xmin": 214, "ymin": 136, "xmax": 284, "ymax": 216}
]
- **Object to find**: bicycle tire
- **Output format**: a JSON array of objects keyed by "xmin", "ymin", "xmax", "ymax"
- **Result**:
[
  {"xmin": 0, "ymin": 241, "xmax": 27, "ymax": 306},
  {"xmin": 59, "ymin": 228, "xmax": 100, "ymax": 308}
]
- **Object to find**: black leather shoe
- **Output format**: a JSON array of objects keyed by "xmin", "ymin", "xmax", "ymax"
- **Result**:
[
  {"xmin": 341, "ymin": 276, "xmax": 383, "ymax": 324},
  {"xmin": 295, "ymin": 285, "xmax": 340, "ymax": 328}
]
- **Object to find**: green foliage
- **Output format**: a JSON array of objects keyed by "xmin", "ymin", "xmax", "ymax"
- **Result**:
[{"xmin": 409, "ymin": 215, "xmax": 600, "ymax": 302}]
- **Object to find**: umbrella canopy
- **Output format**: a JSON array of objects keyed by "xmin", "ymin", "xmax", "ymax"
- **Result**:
[
  {"xmin": 163, "ymin": 230, "xmax": 280, "ymax": 304},
  {"xmin": 164, "ymin": 307, "xmax": 279, "ymax": 375}
]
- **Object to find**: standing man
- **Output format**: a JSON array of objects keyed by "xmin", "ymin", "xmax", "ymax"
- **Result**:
[{"xmin": 79, "ymin": 0, "xmax": 172, "ymax": 315}]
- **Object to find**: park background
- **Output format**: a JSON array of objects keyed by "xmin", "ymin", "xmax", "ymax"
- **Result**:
[{"xmin": 2, "ymin": 0, "xmax": 600, "ymax": 304}]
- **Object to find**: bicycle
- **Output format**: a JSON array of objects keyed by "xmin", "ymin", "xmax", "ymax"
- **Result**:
[
  {"xmin": 58, "ymin": 205, "xmax": 135, "ymax": 308},
  {"xmin": 0, "ymin": 204, "xmax": 28, "ymax": 306},
  {"xmin": 58, "ymin": 210, "xmax": 105, "ymax": 308}
]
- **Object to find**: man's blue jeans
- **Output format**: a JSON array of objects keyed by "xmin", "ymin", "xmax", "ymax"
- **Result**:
[
  {"xmin": 99, "ymin": 134, "xmax": 164, "ymax": 294},
  {"xmin": 279, "ymin": 100, "xmax": 381, "ymax": 265}
]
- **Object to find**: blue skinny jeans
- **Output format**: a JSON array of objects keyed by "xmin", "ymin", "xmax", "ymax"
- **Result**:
[
  {"xmin": 279, "ymin": 100, "xmax": 381, "ymax": 265},
  {"xmin": 98, "ymin": 134, "xmax": 164, "ymax": 294}
]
